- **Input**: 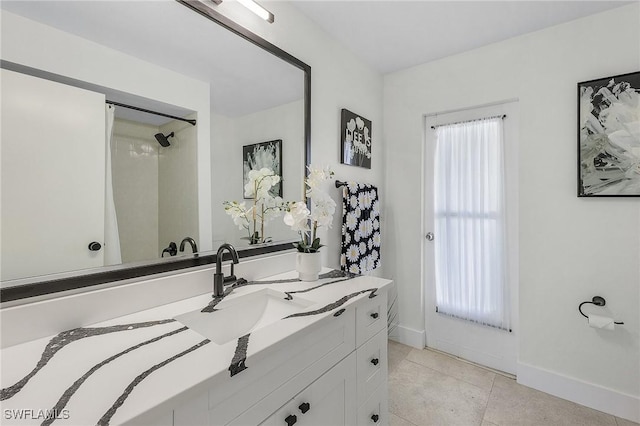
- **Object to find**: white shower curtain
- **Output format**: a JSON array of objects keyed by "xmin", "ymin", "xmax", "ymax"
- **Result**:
[
  {"xmin": 104, "ymin": 104, "xmax": 122, "ymax": 265},
  {"xmin": 433, "ymin": 116, "xmax": 510, "ymax": 330}
]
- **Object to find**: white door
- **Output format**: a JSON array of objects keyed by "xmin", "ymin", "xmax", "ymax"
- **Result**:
[
  {"xmin": 424, "ymin": 101, "xmax": 519, "ymax": 374},
  {"xmin": 1, "ymin": 69, "xmax": 106, "ymax": 281}
]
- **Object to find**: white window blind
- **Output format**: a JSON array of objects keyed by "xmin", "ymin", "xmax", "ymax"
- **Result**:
[{"xmin": 434, "ymin": 116, "xmax": 510, "ymax": 330}]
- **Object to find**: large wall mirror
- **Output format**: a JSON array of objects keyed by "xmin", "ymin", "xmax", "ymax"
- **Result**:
[{"xmin": 0, "ymin": 0, "xmax": 311, "ymax": 301}]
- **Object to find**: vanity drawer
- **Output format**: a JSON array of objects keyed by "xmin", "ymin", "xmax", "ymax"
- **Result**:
[
  {"xmin": 357, "ymin": 382, "xmax": 389, "ymax": 426},
  {"xmin": 356, "ymin": 291, "xmax": 387, "ymax": 347},
  {"xmin": 356, "ymin": 328, "xmax": 388, "ymax": 407}
]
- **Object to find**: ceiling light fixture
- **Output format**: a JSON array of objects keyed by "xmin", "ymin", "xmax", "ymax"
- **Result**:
[{"xmin": 236, "ymin": 0, "xmax": 274, "ymax": 23}]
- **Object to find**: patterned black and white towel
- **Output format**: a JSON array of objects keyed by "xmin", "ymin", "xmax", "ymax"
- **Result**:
[{"xmin": 340, "ymin": 182, "xmax": 381, "ymax": 274}]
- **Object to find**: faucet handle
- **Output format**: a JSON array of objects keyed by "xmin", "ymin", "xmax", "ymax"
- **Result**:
[{"xmin": 223, "ymin": 274, "xmax": 237, "ymax": 284}]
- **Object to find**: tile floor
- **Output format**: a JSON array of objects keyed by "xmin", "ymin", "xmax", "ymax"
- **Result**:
[{"xmin": 387, "ymin": 341, "xmax": 638, "ymax": 426}]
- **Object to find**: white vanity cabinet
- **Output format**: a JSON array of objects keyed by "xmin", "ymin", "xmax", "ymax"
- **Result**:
[{"xmin": 171, "ymin": 290, "xmax": 389, "ymax": 426}]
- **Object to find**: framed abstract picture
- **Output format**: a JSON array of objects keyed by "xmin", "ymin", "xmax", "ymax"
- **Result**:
[
  {"xmin": 243, "ymin": 139, "xmax": 282, "ymax": 199},
  {"xmin": 578, "ymin": 71, "xmax": 640, "ymax": 197},
  {"xmin": 340, "ymin": 109, "xmax": 372, "ymax": 169}
]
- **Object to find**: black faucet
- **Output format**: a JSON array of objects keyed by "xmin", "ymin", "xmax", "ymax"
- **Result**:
[
  {"xmin": 161, "ymin": 242, "xmax": 177, "ymax": 257},
  {"xmin": 179, "ymin": 237, "xmax": 198, "ymax": 255},
  {"xmin": 213, "ymin": 243, "xmax": 239, "ymax": 297}
]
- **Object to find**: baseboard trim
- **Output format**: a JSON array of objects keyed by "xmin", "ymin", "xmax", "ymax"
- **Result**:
[
  {"xmin": 517, "ymin": 362, "xmax": 640, "ymax": 423},
  {"xmin": 389, "ymin": 325, "xmax": 425, "ymax": 349}
]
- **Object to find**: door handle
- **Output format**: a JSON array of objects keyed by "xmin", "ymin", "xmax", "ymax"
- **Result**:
[
  {"xmin": 88, "ymin": 241, "xmax": 102, "ymax": 251},
  {"xmin": 425, "ymin": 232, "xmax": 434, "ymax": 241},
  {"xmin": 298, "ymin": 402, "xmax": 310, "ymax": 414},
  {"xmin": 285, "ymin": 414, "xmax": 297, "ymax": 426}
]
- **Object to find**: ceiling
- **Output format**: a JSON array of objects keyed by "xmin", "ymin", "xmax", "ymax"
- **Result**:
[{"xmin": 289, "ymin": 1, "xmax": 634, "ymax": 74}]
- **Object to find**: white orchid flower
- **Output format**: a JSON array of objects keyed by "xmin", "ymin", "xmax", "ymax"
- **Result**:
[
  {"xmin": 284, "ymin": 201, "xmax": 311, "ymax": 232},
  {"xmin": 311, "ymin": 197, "xmax": 336, "ymax": 228}
]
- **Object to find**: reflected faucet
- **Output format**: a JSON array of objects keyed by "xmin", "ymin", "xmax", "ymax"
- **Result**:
[
  {"xmin": 162, "ymin": 242, "xmax": 178, "ymax": 257},
  {"xmin": 179, "ymin": 237, "xmax": 198, "ymax": 255},
  {"xmin": 213, "ymin": 243, "xmax": 239, "ymax": 297}
]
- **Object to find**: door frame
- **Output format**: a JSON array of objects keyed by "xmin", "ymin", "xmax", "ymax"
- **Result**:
[{"xmin": 422, "ymin": 99, "xmax": 520, "ymax": 374}]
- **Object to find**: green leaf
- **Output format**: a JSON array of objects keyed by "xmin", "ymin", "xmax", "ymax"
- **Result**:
[{"xmin": 311, "ymin": 238, "xmax": 321, "ymax": 250}]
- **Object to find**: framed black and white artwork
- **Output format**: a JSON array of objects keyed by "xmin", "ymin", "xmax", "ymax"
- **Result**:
[
  {"xmin": 243, "ymin": 139, "xmax": 282, "ymax": 199},
  {"xmin": 578, "ymin": 71, "xmax": 640, "ymax": 197},
  {"xmin": 340, "ymin": 109, "xmax": 372, "ymax": 169}
]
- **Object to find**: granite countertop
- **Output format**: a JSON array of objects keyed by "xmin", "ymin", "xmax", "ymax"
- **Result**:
[{"xmin": 0, "ymin": 269, "xmax": 392, "ymax": 425}]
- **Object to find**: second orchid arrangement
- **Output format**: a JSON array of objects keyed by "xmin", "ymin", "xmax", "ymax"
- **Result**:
[{"xmin": 283, "ymin": 165, "xmax": 336, "ymax": 253}]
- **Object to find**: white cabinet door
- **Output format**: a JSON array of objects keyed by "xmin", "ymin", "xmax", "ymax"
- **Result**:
[
  {"xmin": 357, "ymin": 384, "xmax": 388, "ymax": 426},
  {"xmin": 356, "ymin": 328, "xmax": 388, "ymax": 407},
  {"xmin": 254, "ymin": 353, "xmax": 356, "ymax": 426},
  {"xmin": 356, "ymin": 292, "xmax": 387, "ymax": 347},
  {"xmin": 1, "ymin": 69, "xmax": 106, "ymax": 280}
]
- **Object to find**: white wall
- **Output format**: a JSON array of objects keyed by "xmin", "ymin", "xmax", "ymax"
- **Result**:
[
  {"xmin": 384, "ymin": 4, "xmax": 639, "ymax": 420},
  {"xmin": 0, "ymin": 11, "xmax": 213, "ymax": 252},
  {"xmin": 112, "ymin": 119, "xmax": 160, "ymax": 263},
  {"xmin": 211, "ymin": 2, "xmax": 386, "ymax": 275},
  {"xmin": 159, "ymin": 117, "xmax": 200, "ymax": 255},
  {"xmin": 210, "ymin": 111, "xmax": 237, "ymax": 247}
]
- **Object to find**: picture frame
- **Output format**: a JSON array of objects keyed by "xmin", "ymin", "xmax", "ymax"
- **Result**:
[
  {"xmin": 340, "ymin": 109, "xmax": 372, "ymax": 169},
  {"xmin": 243, "ymin": 139, "xmax": 283, "ymax": 199},
  {"xmin": 578, "ymin": 71, "xmax": 640, "ymax": 197}
]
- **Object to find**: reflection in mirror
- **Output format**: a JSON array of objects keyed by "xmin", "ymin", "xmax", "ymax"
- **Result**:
[
  {"xmin": 0, "ymin": 0, "xmax": 308, "ymax": 293},
  {"xmin": 212, "ymin": 91, "xmax": 304, "ymax": 250},
  {"xmin": 111, "ymin": 115, "xmax": 199, "ymax": 265}
]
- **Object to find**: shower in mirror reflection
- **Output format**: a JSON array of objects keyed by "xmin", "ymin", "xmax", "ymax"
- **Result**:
[
  {"xmin": 155, "ymin": 131, "xmax": 174, "ymax": 147},
  {"xmin": 111, "ymin": 116, "xmax": 199, "ymax": 264}
]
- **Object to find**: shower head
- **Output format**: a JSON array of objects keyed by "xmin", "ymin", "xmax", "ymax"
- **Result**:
[{"xmin": 154, "ymin": 132, "xmax": 174, "ymax": 147}]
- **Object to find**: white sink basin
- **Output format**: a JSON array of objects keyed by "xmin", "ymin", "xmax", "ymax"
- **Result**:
[{"xmin": 175, "ymin": 288, "xmax": 314, "ymax": 345}]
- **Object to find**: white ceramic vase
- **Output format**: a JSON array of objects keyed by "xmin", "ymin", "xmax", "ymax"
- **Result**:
[{"xmin": 296, "ymin": 251, "xmax": 322, "ymax": 281}]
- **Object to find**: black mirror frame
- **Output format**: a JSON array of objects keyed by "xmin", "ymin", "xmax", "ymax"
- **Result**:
[{"xmin": 0, "ymin": 0, "xmax": 311, "ymax": 303}]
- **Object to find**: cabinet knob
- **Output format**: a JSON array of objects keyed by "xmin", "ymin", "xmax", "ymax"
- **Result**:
[
  {"xmin": 88, "ymin": 241, "xmax": 102, "ymax": 251},
  {"xmin": 371, "ymin": 358, "xmax": 379, "ymax": 366},
  {"xmin": 285, "ymin": 414, "xmax": 297, "ymax": 426},
  {"xmin": 298, "ymin": 402, "xmax": 310, "ymax": 414},
  {"xmin": 370, "ymin": 312, "xmax": 379, "ymax": 319},
  {"xmin": 371, "ymin": 414, "xmax": 380, "ymax": 423}
]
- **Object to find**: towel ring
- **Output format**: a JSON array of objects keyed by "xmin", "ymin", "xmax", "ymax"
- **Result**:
[{"xmin": 578, "ymin": 296, "xmax": 624, "ymax": 325}]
